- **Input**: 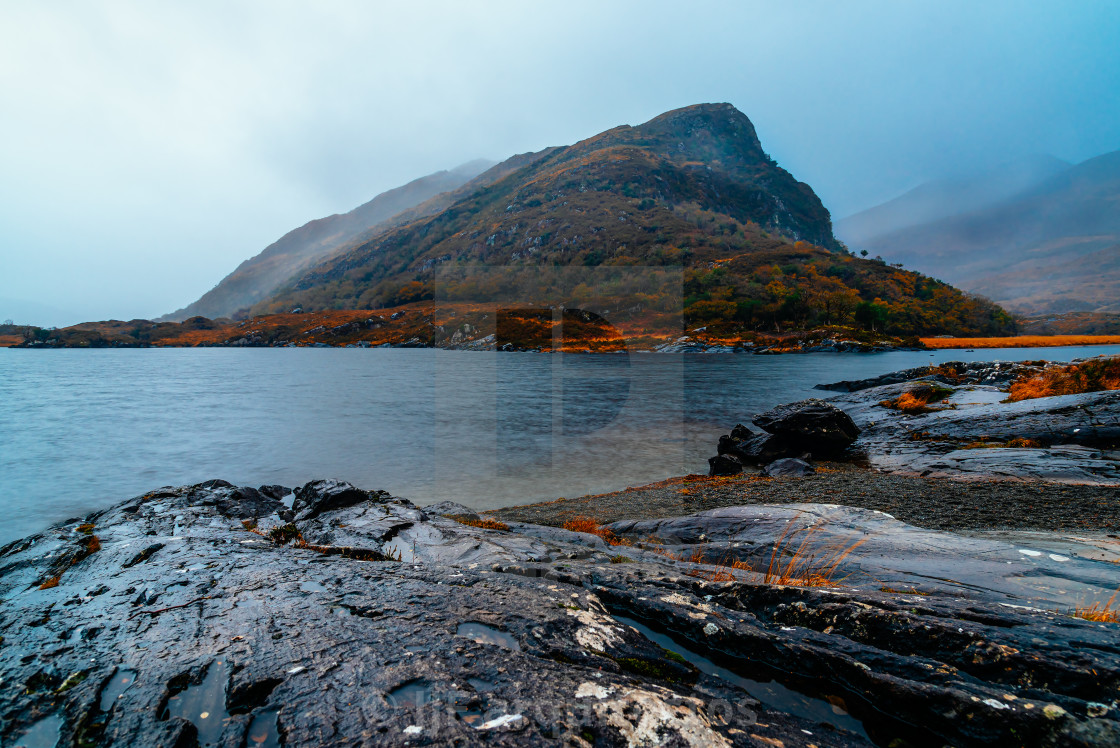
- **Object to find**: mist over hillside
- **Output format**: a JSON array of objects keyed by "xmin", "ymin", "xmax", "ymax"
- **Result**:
[
  {"xmin": 163, "ymin": 160, "xmax": 495, "ymax": 321},
  {"xmin": 841, "ymin": 151, "xmax": 1120, "ymax": 315}
]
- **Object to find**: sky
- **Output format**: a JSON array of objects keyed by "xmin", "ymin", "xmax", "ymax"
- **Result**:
[{"xmin": 1, "ymin": 1, "xmax": 1118, "ymax": 326}]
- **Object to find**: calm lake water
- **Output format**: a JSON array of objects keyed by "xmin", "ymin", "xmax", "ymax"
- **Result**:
[{"xmin": 2, "ymin": 345, "xmax": 1119, "ymax": 545}]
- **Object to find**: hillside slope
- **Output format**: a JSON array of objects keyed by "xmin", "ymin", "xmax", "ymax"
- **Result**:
[
  {"xmin": 848, "ymin": 151, "xmax": 1120, "ymax": 315},
  {"xmin": 163, "ymin": 160, "xmax": 495, "ymax": 321},
  {"xmin": 254, "ymin": 103, "xmax": 1012, "ymax": 338},
  {"xmin": 835, "ymin": 154, "xmax": 1069, "ymax": 248}
]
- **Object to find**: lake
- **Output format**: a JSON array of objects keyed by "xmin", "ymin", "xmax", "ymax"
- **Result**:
[{"xmin": 2, "ymin": 345, "xmax": 1118, "ymax": 545}]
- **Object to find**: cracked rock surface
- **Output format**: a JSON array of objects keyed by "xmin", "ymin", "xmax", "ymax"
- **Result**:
[{"xmin": 1, "ymin": 480, "xmax": 1118, "ymax": 747}]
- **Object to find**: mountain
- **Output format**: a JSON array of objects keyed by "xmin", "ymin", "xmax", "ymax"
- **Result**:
[
  {"xmin": 835, "ymin": 154, "xmax": 1070, "ymax": 249},
  {"xmin": 845, "ymin": 151, "xmax": 1120, "ymax": 315},
  {"xmin": 251, "ymin": 103, "xmax": 1011, "ymax": 338},
  {"xmin": 163, "ymin": 159, "xmax": 496, "ymax": 321}
]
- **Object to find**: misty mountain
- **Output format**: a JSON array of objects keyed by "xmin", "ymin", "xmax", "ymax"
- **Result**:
[
  {"xmin": 249, "ymin": 103, "xmax": 1011, "ymax": 338},
  {"xmin": 835, "ymin": 154, "xmax": 1070, "ymax": 248},
  {"xmin": 845, "ymin": 151, "xmax": 1120, "ymax": 314},
  {"xmin": 163, "ymin": 159, "xmax": 497, "ymax": 321}
]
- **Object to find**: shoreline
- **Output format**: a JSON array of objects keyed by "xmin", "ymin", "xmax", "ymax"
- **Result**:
[{"xmin": 489, "ymin": 463, "xmax": 1120, "ymax": 535}]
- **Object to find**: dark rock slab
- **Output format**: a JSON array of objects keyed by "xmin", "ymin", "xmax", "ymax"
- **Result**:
[
  {"xmin": 752, "ymin": 398, "xmax": 860, "ymax": 455},
  {"xmin": 2, "ymin": 482, "xmax": 1118, "ymax": 747},
  {"xmin": 290, "ymin": 479, "xmax": 390, "ymax": 521},
  {"xmin": 422, "ymin": 501, "xmax": 481, "ymax": 521},
  {"xmin": 760, "ymin": 457, "xmax": 815, "ymax": 477},
  {"xmin": 815, "ymin": 360, "xmax": 1044, "ymax": 392},
  {"xmin": 708, "ymin": 453, "xmax": 742, "ymax": 476}
]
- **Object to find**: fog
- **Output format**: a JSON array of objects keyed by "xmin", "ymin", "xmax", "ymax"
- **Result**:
[{"xmin": 1, "ymin": 1, "xmax": 1118, "ymax": 326}]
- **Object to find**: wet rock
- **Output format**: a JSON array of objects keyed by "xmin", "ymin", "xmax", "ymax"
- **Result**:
[
  {"xmin": 196, "ymin": 485, "xmax": 284, "ymax": 520},
  {"xmin": 815, "ymin": 360, "xmax": 1044, "ymax": 392},
  {"xmin": 290, "ymin": 479, "xmax": 389, "ymax": 521},
  {"xmin": 824, "ymin": 369, "xmax": 1120, "ymax": 484},
  {"xmin": 422, "ymin": 501, "xmax": 480, "ymax": 521},
  {"xmin": 2, "ymin": 481, "xmax": 1118, "ymax": 747},
  {"xmin": 257, "ymin": 485, "xmax": 292, "ymax": 501},
  {"xmin": 707, "ymin": 453, "xmax": 743, "ymax": 476},
  {"xmin": 760, "ymin": 458, "xmax": 815, "ymax": 477},
  {"xmin": 752, "ymin": 399, "xmax": 860, "ymax": 455}
]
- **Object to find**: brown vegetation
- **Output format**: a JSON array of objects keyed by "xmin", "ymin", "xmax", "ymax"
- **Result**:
[
  {"xmin": 1067, "ymin": 592, "xmax": 1119, "ymax": 624},
  {"xmin": 922, "ymin": 335, "xmax": 1120, "ymax": 349},
  {"xmin": 451, "ymin": 516, "xmax": 510, "ymax": 532},
  {"xmin": 1007, "ymin": 357, "xmax": 1120, "ymax": 402},
  {"xmin": 879, "ymin": 382, "xmax": 955, "ymax": 413},
  {"xmin": 562, "ymin": 517, "xmax": 632, "ymax": 546}
]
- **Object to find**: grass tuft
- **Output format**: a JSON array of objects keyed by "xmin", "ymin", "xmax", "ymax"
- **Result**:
[
  {"xmin": 563, "ymin": 517, "xmax": 632, "ymax": 546},
  {"xmin": 450, "ymin": 516, "xmax": 510, "ymax": 531},
  {"xmin": 1067, "ymin": 592, "xmax": 1120, "ymax": 623}
]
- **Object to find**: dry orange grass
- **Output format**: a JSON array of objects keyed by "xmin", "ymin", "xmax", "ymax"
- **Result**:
[
  {"xmin": 1067, "ymin": 592, "xmax": 1119, "ymax": 623},
  {"xmin": 921, "ymin": 335, "xmax": 1120, "ymax": 349},
  {"xmin": 763, "ymin": 517, "xmax": 867, "ymax": 587},
  {"xmin": 451, "ymin": 516, "xmax": 510, "ymax": 532},
  {"xmin": 1007, "ymin": 357, "xmax": 1120, "ymax": 402},
  {"xmin": 562, "ymin": 516, "xmax": 632, "ymax": 546},
  {"xmin": 879, "ymin": 382, "xmax": 954, "ymax": 414}
]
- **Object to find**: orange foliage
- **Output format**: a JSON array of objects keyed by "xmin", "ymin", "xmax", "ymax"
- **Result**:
[
  {"xmin": 1007, "ymin": 357, "xmax": 1120, "ymax": 402},
  {"xmin": 763, "ymin": 517, "xmax": 867, "ymax": 587},
  {"xmin": 39, "ymin": 575, "xmax": 61, "ymax": 590},
  {"xmin": 922, "ymin": 335, "xmax": 1120, "ymax": 349},
  {"xmin": 451, "ymin": 516, "xmax": 510, "ymax": 531},
  {"xmin": 562, "ymin": 517, "xmax": 632, "ymax": 546},
  {"xmin": 1068, "ymin": 592, "xmax": 1119, "ymax": 623}
]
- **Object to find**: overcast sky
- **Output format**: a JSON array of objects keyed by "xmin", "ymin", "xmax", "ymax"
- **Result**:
[{"xmin": 2, "ymin": 1, "xmax": 1118, "ymax": 326}]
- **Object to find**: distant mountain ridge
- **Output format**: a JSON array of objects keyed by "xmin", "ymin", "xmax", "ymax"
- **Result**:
[
  {"xmin": 838, "ymin": 151, "xmax": 1120, "ymax": 315},
  {"xmin": 163, "ymin": 159, "xmax": 496, "ymax": 321},
  {"xmin": 836, "ymin": 154, "xmax": 1070, "ymax": 248}
]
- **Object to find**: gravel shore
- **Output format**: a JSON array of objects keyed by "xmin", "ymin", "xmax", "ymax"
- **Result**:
[{"xmin": 489, "ymin": 463, "xmax": 1120, "ymax": 533}]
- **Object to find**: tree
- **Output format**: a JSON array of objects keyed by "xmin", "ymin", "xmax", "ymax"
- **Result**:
[{"xmin": 854, "ymin": 301, "xmax": 888, "ymax": 331}]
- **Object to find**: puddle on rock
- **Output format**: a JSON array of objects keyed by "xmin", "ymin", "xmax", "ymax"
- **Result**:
[
  {"xmin": 613, "ymin": 614, "xmax": 870, "ymax": 740},
  {"xmin": 245, "ymin": 709, "xmax": 281, "ymax": 747},
  {"xmin": 386, "ymin": 679, "xmax": 433, "ymax": 708},
  {"xmin": 100, "ymin": 668, "xmax": 137, "ymax": 711},
  {"xmin": 12, "ymin": 714, "xmax": 62, "ymax": 748},
  {"xmin": 467, "ymin": 677, "xmax": 495, "ymax": 692},
  {"xmin": 457, "ymin": 622, "xmax": 521, "ymax": 651},
  {"xmin": 164, "ymin": 662, "xmax": 229, "ymax": 746},
  {"xmin": 299, "ymin": 581, "xmax": 326, "ymax": 593},
  {"xmin": 456, "ymin": 706, "xmax": 486, "ymax": 727}
]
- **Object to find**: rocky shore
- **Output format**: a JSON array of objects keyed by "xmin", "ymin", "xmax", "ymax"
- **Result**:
[
  {"xmin": 2, "ymin": 477, "xmax": 1119, "ymax": 748},
  {"xmin": 3, "ymin": 358, "xmax": 1119, "ymax": 747}
]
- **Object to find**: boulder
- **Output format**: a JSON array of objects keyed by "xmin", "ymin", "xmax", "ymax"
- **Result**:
[
  {"xmin": 291, "ymin": 479, "xmax": 387, "ymax": 521},
  {"xmin": 423, "ymin": 501, "xmax": 481, "ymax": 521},
  {"xmin": 708, "ymin": 453, "xmax": 743, "ymax": 476},
  {"xmin": 191, "ymin": 484, "xmax": 284, "ymax": 520},
  {"xmin": 258, "ymin": 484, "xmax": 292, "ymax": 501},
  {"xmin": 760, "ymin": 457, "xmax": 816, "ymax": 477},
  {"xmin": 752, "ymin": 398, "xmax": 860, "ymax": 454}
]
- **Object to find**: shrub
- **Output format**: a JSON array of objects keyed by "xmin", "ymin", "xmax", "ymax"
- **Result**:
[{"xmin": 1007, "ymin": 357, "xmax": 1120, "ymax": 402}]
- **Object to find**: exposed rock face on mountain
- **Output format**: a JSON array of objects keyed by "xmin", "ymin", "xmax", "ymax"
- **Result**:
[
  {"xmin": 163, "ymin": 160, "xmax": 495, "ymax": 321},
  {"xmin": 839, "ymin": 151, "xmax": 1120, "ymax": 315},
  {"xmin": 2, "ymin": 479, "xmax": 1118, "ymax": 747}
]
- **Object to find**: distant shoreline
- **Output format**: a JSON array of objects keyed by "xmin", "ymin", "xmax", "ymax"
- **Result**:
[{"xmin": 921, "ymin": 334, "xmax": 1120, "ymax": 349}]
